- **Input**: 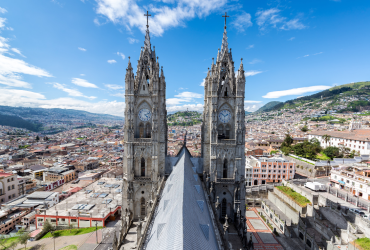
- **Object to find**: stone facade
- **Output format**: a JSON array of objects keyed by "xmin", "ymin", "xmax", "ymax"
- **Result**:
[
  {"xmin": 201, "ymin": 26, "xmax": 246, "ymax": 221},
  {"xmin": 122, "ymin": 24, "xmax": 167, "ymax": 219}
]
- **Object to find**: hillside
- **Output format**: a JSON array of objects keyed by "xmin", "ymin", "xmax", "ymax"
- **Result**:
[
  {"xmin": 267, "ymin": 81, "xmax": 370, "ymax": 112},
  {"xmin": 167, "ymin": 111, "xmax": 202, "ymax": 126},
  {"xmin": 0, "ymin": 114, "xmax": 43, "ymax": 132},
  {"xmin": 255, "ymin": 101, "xmax": 282, "ymax": 113}
]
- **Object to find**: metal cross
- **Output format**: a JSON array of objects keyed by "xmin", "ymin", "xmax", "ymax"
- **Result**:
[
  {"xmin": 144, "ymin": 10, "xmax": 151, "ymax": 28},
  {"xmin": 222, "ymin": 12, "xmax": 229, "ymax": 29}
]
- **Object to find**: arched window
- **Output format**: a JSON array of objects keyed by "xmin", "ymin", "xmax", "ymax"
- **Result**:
[
  {"xmin": 141, "ymin": 158, "xmax": 145, "ymax": 177},
  {"xmin": 139, "ymin": 123, "xmax": 144, "ymax": 138},
  {"xmin": 146, "ymin": 123, "xmax": 151, "ymax": 138},
  {"xmin": 218, "ymin": 125, "xmax": 224, "ymax": 139},
  {"xmin": 224, "ymin": 87, "xmax": 228, "ymax": 97},
  {"xmin": 254, "ymin": 180, "xmax": 258, "ymax": 186},
  {"xmin": 143, "ymin": 84, "xmax": 145, "ymax": 91},
  {"xmin": 221, "ymin": 198, "xmax": 227, "ymax": 218},
  {"xmin": 223, "ymin": 159, "xmax": 228, "ymax": 178},
  {"xmin": 225, "ymin": 124, "xmax": 230, "ymax": 139},
  {"xmin": 141, "ymin": 197, "xmax": 146, "ymax": 216},
  {"xmin": 146, "ymin": 76, "xmax": 150, "ymax": 85}
]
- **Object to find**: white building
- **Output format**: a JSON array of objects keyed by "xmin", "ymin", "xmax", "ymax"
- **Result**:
[
  {"xmin": 308, "ymin": 129, "xmax": 370, "ymax": 155},
  {"xmin": 330, "ymin": 166, "xmax": 370, "ymax": 201}
]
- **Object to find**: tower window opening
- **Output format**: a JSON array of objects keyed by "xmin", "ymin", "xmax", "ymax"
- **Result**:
[
  {"xmin": 221, "ymin": 198, "xmax": 227, "ymax": 218},
  {"xmin": 146, "ymin": 76, "xmax": 150, "ymax": 85},
  {"xmin": 143, "ymin": 85, "xmax": 145, "ymax": 91},
  {"xmin": 141, "ymin": 158, "xmax": 145, "ymax": 177},
  {"xmin": 139, "ymin": 123, "xmax": 144, "ymax": 138},
  {"xmin": 146, "ymin": 123, "xmax": 151, "ymax": 138},
  {"xmin": 141, "ymin": 197, "xmax": 146, "ymax": 216},
  {"xmin": 225, "ymin": 125, "xmax": 230, "ymax": 139},
  {"xmin": 223, "ymin": 159, "xmax": 228, "ymax": 178},
  {"xmin": 224, "ymin": 87, "xmax": 228, "ymax": 97}
]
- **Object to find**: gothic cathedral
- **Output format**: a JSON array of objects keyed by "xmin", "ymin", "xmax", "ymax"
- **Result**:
[
  {"xmin": 122, "ymin": 20, "xmax": 168, "ymax": 218},
  {"xmin": 201, "ymin": 18, "xmax": 246, "ymax": 219}
]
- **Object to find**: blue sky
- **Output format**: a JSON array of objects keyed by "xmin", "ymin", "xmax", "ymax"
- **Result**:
[{"xmin": 0, "ymin": 0, "xmax": 369, "ymax": 117}]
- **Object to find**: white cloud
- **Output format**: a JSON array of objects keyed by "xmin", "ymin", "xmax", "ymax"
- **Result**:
[
  {"xmin": 107, "ymin": 59, "xmax": 117, "ymax": 64},
  {"xmin": 11, "ymin": 48, "xmax": 25, "ymax": 57},
  {"xmin": 78, "ymin": 47, "xmax": 87, "ymax": 51},
  {"xmin": 200, "ymin": 79, "xmax": 205, "ymax": 86},
  {"xmin": 245, "ymin": 103, "xmax": 263, "ymax": 112},
  {"xmin": 232, "ymin": 12, "xmax": 252, "ymax": 32},
  {"xmin": 244, "ymin": 100, "xmax": 262, "ymax": 103},
  {"xmin": 0, "ymin": 7, "xmax": 7, "ymax": 14},
  {"xmin": 288, "ymin": 37, "xmax": 295, "ymax": 41},
  {"xmin": 105, "ymin": 83, "xmax": 124, "ymax": 90},
  {"xmin": 95, "ymin": 0, "xmax": 227, "ymax": 36},
  {"xmin": 80, "ymin": 74, "xmax": 85, "ymax": 76},
  {"xmin": 298, "ymin": 52, "xmax": 323, "ymax": 58},
  {"xmin": 263, "ymin": 85, "xmax": 331, "ymax": 98},
  {"xmin": 256, "ymin": 8, "xmax": 306, "ymax": 31},
  {"xmin": 0, "ymin": 17, "xmax": 6, "ymax": 29},
  {"xmin": 303, "ymin": 54, "xmax": 309, "ymax": 57},
  {"xmin": 0, "ymin": 52, "xmax": 52, "ymax": 88},
  {"xmin": 111, "ymin": 92, "xmax": 125, "ymax": 98},
  {"xmin": 167, "ymin": 91, "xmax": 203, "ymax": 106},
  {"xmin": 71, "ymin": 78, "xmax": 98, "ymax": 88},
  {"xmin": 313, "ymin": 52, "xmax": 323, "ymax": 55},
  {"xmin": 117, "ymin": 52, "xmax": 125, "ymax": 60},
  {"xmin": 249, "ymin": 59, "xmax": 262, "ymax": 64},
  {"xmin": 246, "ymin": 44, "xmax": 254, "ymax": 49},
  {"xmin": 128, "ymin": 38, "xmax": 139, "ymax": 44},
  {"xmin": 0, "ymin": 88, "xmax": 125, "ymax": 117},
  {"xmin": 50, "ymin": 82, "xmax": 96, "ymax": 100},
  {"xmin": 167, "ymin": 104, "xmax": 204, "ymax": 113},
  {"xmin": 244, "ymin": 70, "xmax": 263, "ymax": 77}
]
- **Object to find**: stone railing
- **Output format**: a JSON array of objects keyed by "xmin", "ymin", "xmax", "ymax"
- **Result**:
[
  {"xmin": 133, "ymin": 138, "xmax": 152, "ymax": 143},
  {"xmin": 217, "ymin": 139, "xmax": 236, "ymax": 144},
  {"xmin": 133, "ymin": 176, "xmax": 152, "ymax": 182},
  {"xmin": 137, "ymin": 176, "xmax": 166, "ymax": 249},
  {"xmin": 217, "ymin": 178, "xmax": 235, "ymax": 184}
]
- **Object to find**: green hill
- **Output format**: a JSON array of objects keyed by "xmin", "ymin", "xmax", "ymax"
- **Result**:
[
  {"xmin": 255, "ymin": 101, "xmax": 282, "ymax": 113},
  {"xmin": 167, "ymin": 111, "xmax": 202, "ymax": 126},
  {"xmin": 267, "ymin": 81, "xmax": 370, "ymax": 112},
  {"xmin": 0, "ymin": 114, "xmax": 43, "ymax": 132}
]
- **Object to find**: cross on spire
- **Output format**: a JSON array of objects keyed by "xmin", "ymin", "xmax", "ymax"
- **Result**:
[
  {"xmin": 222, "ymin": 12, "xmax": 229, "ymax": 29},
  {"xmin": 144, "ymin": 10, "xmax": 151, "ymax": 29}
]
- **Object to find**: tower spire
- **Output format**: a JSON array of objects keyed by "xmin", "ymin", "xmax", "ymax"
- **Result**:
[
  {"xmin": 220, "ymin": 12, "xmax": 229, "ymax": 56},
  {"xmin": 144, "ymin": 10, "xmax": 151, "ymax": 51}
]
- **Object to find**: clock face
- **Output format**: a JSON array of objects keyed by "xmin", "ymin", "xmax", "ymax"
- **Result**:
[
  {"xmin": 218, "ymin": 110, "xmax": 231, "ymax": 123},
  {"xmin": 138, "ymin": 109, "xmax": 152, "ymax": 122}
]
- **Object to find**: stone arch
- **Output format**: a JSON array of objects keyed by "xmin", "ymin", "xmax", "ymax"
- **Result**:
[
  {"xmin": 145, "ymin": 122, "xmax": 151, "ymax": 138},
  {"xmin": 141, "ymin": 158, "xmax": 145, "ymax": 176},
  {"xmin": 223, "ymin": 159, "xmax": 228, "ymax": 178},
  {"xmin": 139, "ymin": 123, "xmax": 144, "ymax": 138},
  {"xmin": 140, "ymin": 197, "xmax": 146, "ymax": 217}
]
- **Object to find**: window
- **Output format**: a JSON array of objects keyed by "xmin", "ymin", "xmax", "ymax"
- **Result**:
[
  {"xmin": 221, "ymin": 198, "xmax": 227, "ymax": 217},
  {"xmin": 8, "ymin": 196, "xmax": 10, "ymax": 199},
  {"xmin": 38, "ymin": 218, "xmax": 43, "ymax": 222},
  {"xmin": 8, "ymin": 187, "xmax": 10, "ymax": 191},
  {"xmin": 141, "ymin": 197, "xmax": 146, "ymax": 216},
  {"xmin": 141, "ymin": 158, "xmax": 145, "ymax": 177},
  {"xmin": 145, "ymin": 123, "xmax": 151, "ymax": 138},
  {"xmin": 224, "ymin": 87, "xmax": 228, "ymax": 97},
  {"xmin": 143, "ymin": 84, "xmax": 145, "ymax": 90},
  {"xmin": 51, "ymin": 219, "xmax": 56, "ymax": 222},
  {"xmin": 11, "ymin": 178, "xmax": 13, "ymax": 181},
  {"xmin": 283, "ymin": 175, "xmax": 285, "ymax": 178},
  {"xmin": 71, "ymin": 219, "xmax": 77, "ymax": 222},
  {"xmin": 225, "ymin": 124, "xmax": 230, "ymax": 139},
  {"xmin": 139, "ymin": 123, "xmax": 144, "ymax": 138},
  {"xmin": 12, "ymin": 194, "xmax": 15, "ymax": 198},
  {"xmin": 223, "ymin": 159, "xmax": 228, "ymax": 178},
  {"xmin": 11, "ymin": 185, "xmax": 14, "ymax": 189}
]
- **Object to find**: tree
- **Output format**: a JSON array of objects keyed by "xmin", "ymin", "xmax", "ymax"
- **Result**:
[
  {"xmin": 301, "ymin": 126, "xmax": 308, "ymax": 132},
  {"xmin": 17, "ymin": 229, "xmax": 30, "ymax": 250},
  {"xmin": 323, "ymin": 146, "xmax": 340, "ymax": 160},
  {"xmin": 281, "ymin": 132, "xmax": 293, "ymax": 148},
  {"xmin": 322, "ymin": 134, "xmax": 331, "ymax": 147},
  {"xmin": 42, "ymin": 220, "xmax": 53, "ymax": 234},
  {"xmin": 68, "ymin": 223, "xmax": 75, "ymax": 233},
  {"xmin": 35, "ymin": 135, "xmax": 40, "ymax": 141}
]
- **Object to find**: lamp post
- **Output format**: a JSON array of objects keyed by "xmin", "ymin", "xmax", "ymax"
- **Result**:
[{"xmin": 95, "ymin": 221, "xmax": 98, "ymax": 244}]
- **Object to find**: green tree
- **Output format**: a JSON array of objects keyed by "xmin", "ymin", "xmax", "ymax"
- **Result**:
[
  {"xmin": 281, "ymin": 132, "xmax": 293, "ymax": 148},
  {"xmin": 17, "ymin": 229, "xmax": 30, "ymax": 250},
  {"xmin": 42, "ymin": 220, "xmax": 53, "ymax": 234},
  {"xmin": 35, "ymin": 135, "xmax": 40, "ymax": 141},
  {"xmin": 322, "ymin": 134, "xmax": 331, "ymax": 147},
  {"xmin": 323, "ymin": 146, "xmax": 340, "ymax": 160},
  {"xmin": 301, "ymin": 126, "xmax": 308, "ymax": 132}
]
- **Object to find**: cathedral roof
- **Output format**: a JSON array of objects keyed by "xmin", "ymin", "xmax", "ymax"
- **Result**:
[{"xmin": 142, "ymin": 147, "xmax": 220, "ymax": 250}]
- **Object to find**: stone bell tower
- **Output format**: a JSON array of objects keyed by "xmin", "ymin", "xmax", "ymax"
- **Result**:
[
  {"xmin": 201, "ymin": 12, "xmax": 246, "ymax": 220},
  {"xmin": 122, "ymin": 11, "xmax": 167, "ymax": 219}
]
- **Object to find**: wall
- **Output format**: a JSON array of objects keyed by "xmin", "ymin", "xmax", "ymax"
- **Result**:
[
  {"xmin": 284, "ymin": 180, "xmax": 319, "ymax": 206},
  {"xmin": 268, "ymin": 191, "xmax": 299, "ymax": 224},
  {"xmin": 274, "ymin": 188, "xmax": 307, "ymax": 215},
  {"xmin": 283, "ymin": 155, "xmax": 317, "ymax": 177}
]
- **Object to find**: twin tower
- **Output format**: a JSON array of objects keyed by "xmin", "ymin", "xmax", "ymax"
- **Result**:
[{"xmin": 122, "ymin": 13, "xmax": 246, "ymax": 220}]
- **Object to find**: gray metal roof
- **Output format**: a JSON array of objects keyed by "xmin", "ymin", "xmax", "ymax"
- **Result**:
[
  {"xmin": 143, "ymin": 148, "xmax": 219, "ymax": 250},
  {"xmin": 26, "ymin": 192, "xmax": 56, "ymax": 199}
]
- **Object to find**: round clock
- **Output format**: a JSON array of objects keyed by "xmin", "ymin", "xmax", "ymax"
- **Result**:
[
  {"xmin": 218, "ymin": 110, "xmax": 231, "ymax": 123},
  {"xmin": 138, "ymin": 109, "xmax": 152, "ymax": 122}
]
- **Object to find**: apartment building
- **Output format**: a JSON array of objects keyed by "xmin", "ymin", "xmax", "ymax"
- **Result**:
[
  {"xmin": 0, "ymin": 173, "xmax": 19, "ymax": 204},
  {"xmin": 245, "ymin": 156, "xmax": 296, "ymax": 186},
  {"xmin": 308, "ymin": 129, "xmax": 370, "ymax": 155},
  {"xmin": 43, "ymin": 167, "xmax": 76, "ymax": 183},
  {"xmin": 330, "ymin": 166, "xmax": 370, "ymax": 200},
  {"xmin": 76, "ymin": 160, "xmax": 99, "ymax": 171}
]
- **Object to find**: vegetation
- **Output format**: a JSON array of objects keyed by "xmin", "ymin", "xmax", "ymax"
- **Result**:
[
  {"xmin": 276, "ymin": 186, "xmax": 311, "ymax": 207},
  {"xmin": 60, "ymin": 245, "xmax": 78, "ymax": 250},
  {"xmin": 17, "ymin": 229, "xmax": 30, "ymax": 250},
  {"xmin": 255, "ymin": 101, "xmax": 282, "ymax": 113},
  {"xmin": 354, "ymin": 237, "xmax": 370, "ymax": 250},
  {"xmin": 167, "ymin": 111, "xmax": 202, "ymax": 126},
  {"xmin": 41, "ymin": 226, "xmax": 103, "ymax": 239},
  {"xmin": 0, "ymin": 114, "xmax": 43, "ymax": 132},
  {"xmin": 0, "ymin": 236, "xmax": 19, "ymax": 250}
]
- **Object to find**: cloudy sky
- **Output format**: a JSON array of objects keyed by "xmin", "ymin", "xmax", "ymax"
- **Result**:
[{"xmin": 0, "ymin": 0, "xmax": 369, "ymax": 117}]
